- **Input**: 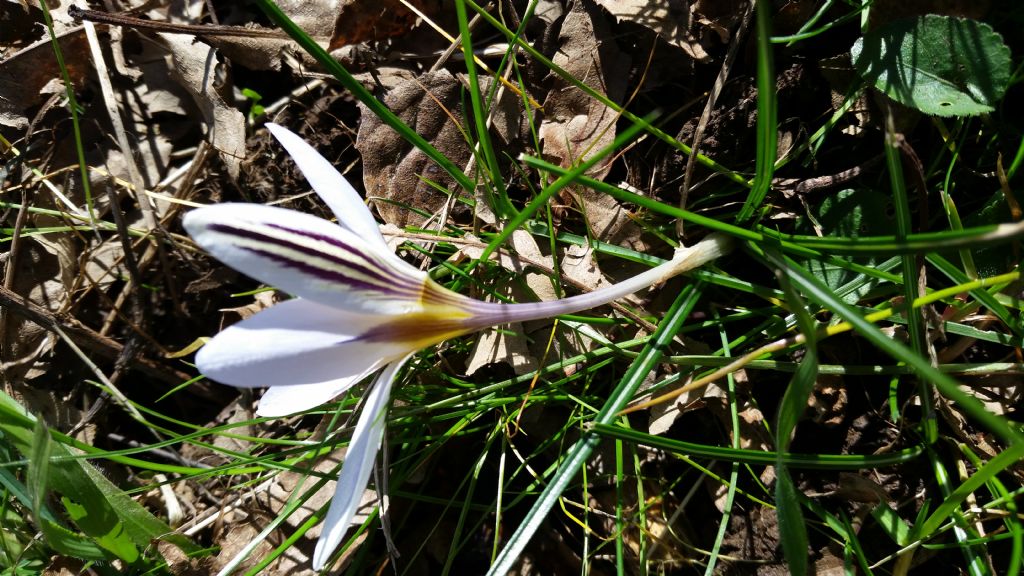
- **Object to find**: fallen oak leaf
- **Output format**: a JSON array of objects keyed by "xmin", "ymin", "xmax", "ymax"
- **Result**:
[
  {"xmin": 329, "ymin": 0, "xmax": 445, "ymax": 49},
  {"xmin": 538, "ymin": 0, "xmax": 647, "ymax": 251}
]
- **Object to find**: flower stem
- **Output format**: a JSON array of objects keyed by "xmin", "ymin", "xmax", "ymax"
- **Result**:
[{"xmin": 469, "ymin": 233, "xmax": 733, "ymax": 326}]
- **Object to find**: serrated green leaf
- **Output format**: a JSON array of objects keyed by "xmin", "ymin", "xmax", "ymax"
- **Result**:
[{"xmin": 851, "ymin": 15, "xmax": 1011, "ymax": 116}]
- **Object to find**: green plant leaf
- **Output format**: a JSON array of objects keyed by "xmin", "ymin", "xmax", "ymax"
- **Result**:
[
  {"xmin": 851, "ymin": 15, "xmax": 1011, "ymax": 117},
  {"xmin": 800, "ymin": 187, "xmax": 896, "ymax": 302},
  {"xmin": 772, "ymin": 250, "xmax": 819, "ymax": 576},
  {"xmin": 63, "ymin": 498, "xmax": 140, "ymax": 563},
  {"xmin": 22, "ymin": 421, "xmax": 107, "ymax": 561},
  {"xmin": 871, "ymin": 502, "xmax": 912, "ymax": 546},
  {"xmin": 0, "ymin": 391, "xmax": 199, "ymax": 559}
]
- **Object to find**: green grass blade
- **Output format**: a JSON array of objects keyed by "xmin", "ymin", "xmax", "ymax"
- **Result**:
[
  {"xmin": 587, "ymin": 424, "xmax": 924, "ymax": 468},
  {"xmin": 918, "ymin": 444, "xmax": 1024, "ymax": 542},
  {"xmin": 705, "ymin": 317, "xmax": 740, "ymax": 575},
  {"xmin": 453, "ymin": 0, "xmax": 514, "ymax": 218},
  {"xmin": 462, "ymin": 0, "xmax": 749, "ymax": 187},
  {"xmin": 759, "ymin": 248, "xmax": 1024, "ymax": 446},
  {"xmin": 927, "ymin": 253, "xmax": 1023, "ymax": 336},
  {"xmin": 736, "ymin": 0, "xmax": 777, "ymax": 222},
  {"xmin": 254, "ymin": 0, "xmax": 477, "ymax": 195},
  {"xmin": 884, "ymin": 113, "xmax": 936, "ymax": 444},
  {"xmin": 467, "ymin": 112, "xmax": 659, "ymax": 274},
  {"xmin": 39, "ymin": 0, "xmax": 93, "ymax": 219},
  {"xmin": 771, "ymin": 248, "xmax": 819, "ymax": 576},
  {"xmin": 486, "ymin": 285, "xmax": 703, "ymax": 575}
]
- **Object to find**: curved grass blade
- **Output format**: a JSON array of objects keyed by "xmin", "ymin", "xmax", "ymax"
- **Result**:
[
  {"xmin": 736, "ymin": 0, "xmax": 777, "ymax": 223},
  {"xmin": 758, "ymin": 248, "xmax": 1023, "ymax": 445},
  {"xmin": 771, "ymin": 248, "xmax": 820, "ymax": 576},
  {"xmin": 485, "ymin": 285, "xmax": 703, "ymax": 575},
  {"xmin": 253, "ymin": 0, "xmax": 477, "ymax": 196}
]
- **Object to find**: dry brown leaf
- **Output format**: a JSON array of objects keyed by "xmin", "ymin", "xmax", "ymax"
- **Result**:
[
  {"xmin": 217, "ymin": 290, "xmax": 278, "ymax": 323},
  {"xmin": 329, "ymin": 0, "xmax": 445, "ymax": 50},
  {"xmin": 594, "ymin": 0, "xmax": 709, "ymax": 61},
  {"xmin": 511, "ymin": 229, "xmax": 559, "ymax": 302},
  {"xmin": 264, "ymin": 0, "xmax": 338, "ymax": 38},
  {"xmin": 261, "ymin": 451, "xmax": 343, "ymax": 538},
  {"xmin": 356, "ymin": 70, "xmax": 472, "ymax": 227},
  {"xmin": 539, "ymin": 0, "xmax": 627, "ymax": 182},
  {"xmin": 647, "ymin": 375, "xmax": 727, "ymax": 436},
  {"xmin": 1, "ymin": 238, "xmax": 73, "ymax": 383},
  {"xmin": 465, "ymin": 322, "xmax": 538, "ymax": 377},
  {"xmin": 1, "ymin": 1, "xmax": 46, "ymax": 54},
  {"xmin": 0, "ymin": 29, "xmax": 88, "ymax": 129},
  {"xmin": 455, "ymin": 230, "xmax": 557, "ymax": 304},
  {"xmin": 158, "ymin": 33, "xmax": 246, "ymax": 179},
  {"xmin": 0, "ymin": 1, "xmax": 88, "ymax": 128},
  {"xmin": 539, "ymin": 1, "xmax": 648, "ymax": 250},
  {"xmin": 559, "ymin": 243, "xmax": 612, "ymax": 292},
  {"xmin": 833, "ymin": 472, "xmax": 889, "ymax": 504},
  {"xmin": 81, "ymin": 240, "xmax": 127, "ymax": 292},
  {"xmin": 808, "ymin": 374, "xmax": 848, "ymax": 426}
]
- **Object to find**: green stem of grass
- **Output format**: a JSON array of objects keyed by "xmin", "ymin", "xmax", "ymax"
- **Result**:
[
  {"xmin": 254, "ymin": 0, "xmax": 477, "ymax": 195},
  {"xmin": 486, "ymin": 285, "xmax": 703, "ymax": 575}
]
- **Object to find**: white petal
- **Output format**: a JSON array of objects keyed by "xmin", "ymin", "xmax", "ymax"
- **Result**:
[
  {"xmin": 265, "ymin": 123, "xmax": 386, "ymax": 247},
  {"xmin": 255, "ymin": 368, "xmax": 380, "ymax": 417},
  {"xmin": 196, "ymin": 299, "xmax": 408, "ymax": 387},
  {"xmin": 312, "ymin": 356, "xmax": 410, "ymax": 570},
  {"xmin": 184, "ymin": 203, "xmax": 429, "ymax": 315}
]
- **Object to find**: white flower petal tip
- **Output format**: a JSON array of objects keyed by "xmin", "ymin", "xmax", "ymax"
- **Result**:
[
  {"xmin": 183, "ymin": 202, "xmax": 436, "ymax": 316},
  {"xmin": 253, "ymin": 369, "xmax": 382, "ymax": 417},
  {"xmin": 312, "ymin": 357, "xmax": 410, "ymax": 570},
  {"xmin": 264, "ymin": 123, "xmax": 385, "ymax": 246}
]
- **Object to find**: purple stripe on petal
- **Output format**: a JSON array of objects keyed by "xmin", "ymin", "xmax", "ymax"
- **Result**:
[
  {"xmin": 265, "ymin": 224, "xmax": 421, "ymax": 291},
  {"xmin": 241, "ymin": 246, "xmax": 402, "ymax": 296},
  {"xmin": 208, "ymin": 222, "xmax": 422, "ymax": 296}
]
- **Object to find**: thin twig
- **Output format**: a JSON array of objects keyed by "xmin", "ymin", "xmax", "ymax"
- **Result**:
[
  {"xmin": 678, "ymin": 1, "xmax": 754, "ymax": 236},
  {"xmin": 0, "ymin": 284, "xmax": 192, "ymax": 385},
  {"xmin": 70, "ymin": 5, "xmax": 288, "ymax": 39}
]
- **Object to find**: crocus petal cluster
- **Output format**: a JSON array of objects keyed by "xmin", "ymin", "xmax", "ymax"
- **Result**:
[{"xmin": 184, "ymin": 123, "xmax": 732, "ymax": 570}]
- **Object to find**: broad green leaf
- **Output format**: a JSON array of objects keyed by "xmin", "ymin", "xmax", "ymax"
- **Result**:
[
  {"xmin": 800, "ymin": 188, "xmax": 895, "ymax": 302},
  {"xmin": 36, "ymin": 516, "xmax": 108, "ymax": 561},
  {"xmin": 0, "ymin": 459, "xmax": 105, "ymax": 562},
  {"xmin": 25, "ymin": 421, "xmax": 104, "ymax": 559},
  {"xmin": 63, "ymin": 498, "xmax": 140, "ymax": 563},
  {"xmin": 0, "ymin": 391, "xmax": 199, "ymax": 559},
  {"xmin": 851, "ymin": 15, "xmax": 1011, "ymax": 116}
]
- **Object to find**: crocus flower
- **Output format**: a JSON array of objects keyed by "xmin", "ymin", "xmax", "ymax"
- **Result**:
[{"xmin": 183, "ymin": 123, "xmax": 732, "ymax": 569}]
